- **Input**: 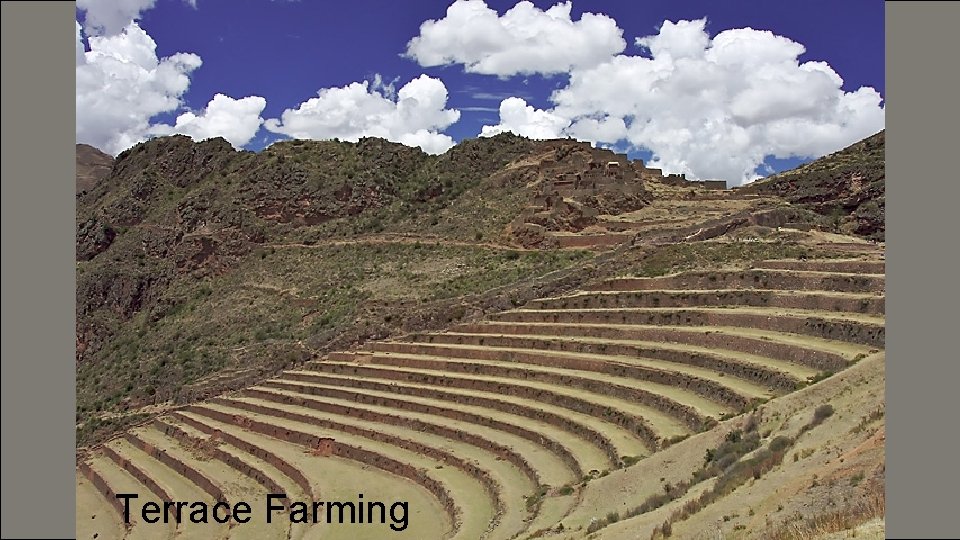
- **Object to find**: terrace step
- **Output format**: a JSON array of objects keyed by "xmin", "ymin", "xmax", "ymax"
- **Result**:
[
  {"xmin": 490, "ymin": 306, "xmax": 885, "ymax": 348},
  {"xmin": 257, "ymin": 377, "xmax": 605, "ymax": 475},
  {"xmin": 296, "ymin": 360, "xmax": 676, "ymax": 449},
  {"xmin": 383, "ymin": 333, "xmax": 816, "ymax": 386},
  {"xmin": 76, "ymin": 469, "xmax": 127, "ymax": 540},
  {"xmin": 83, "ymin": 456, "xmax": 176, "ymax": 540},
  {"xmin": 220, "ymin": 394, "xmax": 540, "ymax": 539},
  {"xmin": 245, "ymin": 385, "xmax": 582, "ymax": 530},
  {"xmin": 186, "ymin": 402, "xmax": 493, "ymax": 540},
  {"xmin": 166, "ymin": 414, "xmax": 317, "ymax": 502},
  {"xmin": 153, "ymin": 417, "xmax": 317, "ymax": 540},
  {"xmin": 446, "ymin": 323, "xmax": 870, "ymax": 369},
  {"xmin": 153, "ymin": 417, "xmax": 301, "ymax": 500},
  {"xmin": 277, "ymin": 369, "xmax": 644, "ymax": 466},
  {"xmin": 173, "ymin": 410, "xmax": 452, "ymax": 540},
  {"xmin": 362, "ymin": 341, "xmax": 773, "ymax": 403},
  {"xmin": 105, "ymin": 437, "xmax": 229, "ymax": 540},
  {"xmin": 528, "ymin": 289, "xmax": 885, "ymax": 315},
  {"xmin": 133, "ymin": 425, "xmax": 290, "ymax": 540},
  {"xmin": 751, "ymin": 258, "xmax": 885, "ymax": 274},
  {"xmin": 330, "ymin": 349, "xmax": 727, "ymax": 426},
  {"xmin": 585, "ymin": 269, "xmax": 885, "ymax": 294},
  {"xmin": 245, "ymin": 385, "xmax": 573, "ymax": 487}
]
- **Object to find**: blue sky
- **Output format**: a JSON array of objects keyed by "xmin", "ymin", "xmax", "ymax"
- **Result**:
[{"xmin": 76, "ymin": 0, "xmax": 885, "ymax": 184}]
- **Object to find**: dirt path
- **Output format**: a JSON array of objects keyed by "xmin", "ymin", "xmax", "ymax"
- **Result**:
[{"xmin": 263, "ymin": 234, "xmax": 533, "ymax": 251}]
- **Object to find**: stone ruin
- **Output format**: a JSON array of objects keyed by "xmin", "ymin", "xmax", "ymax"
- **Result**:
[
  {"xmin": 508, "ymin": 141, "xmax": 654, "ymax": 247},
  {"xmin": 661, "ymin": 173, "xmax": 728, "ymax": 191}
]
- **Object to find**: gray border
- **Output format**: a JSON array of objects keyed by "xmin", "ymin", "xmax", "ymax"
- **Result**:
[
  {"xmin": 0, "ymin": 2, "xmax": 77, "ymax": 538},
  {"xmin": 886, "ymin": 1, "xmax": 960, "ymax": 538},
  {"xmin": 1, "ymin": 1, "xmax": 960, "ymax": 538}
]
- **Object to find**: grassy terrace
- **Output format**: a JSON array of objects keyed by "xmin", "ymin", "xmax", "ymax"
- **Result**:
[
  {"xmin": 274, "ymin": 369, "xmax": 641, "ymax": 466},
  {"xmin": 256, "ymin": 377, "xmax": 610, "ymax": 473},
  {"xmin": 173, "ymin": 409, "xmax": 451, "ymax": 540},
  {"xmin": 77, "ymin": 255, "xmax": 885, "ymax": 539}
]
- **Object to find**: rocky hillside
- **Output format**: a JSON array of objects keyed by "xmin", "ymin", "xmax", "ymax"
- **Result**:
[
  {"xmin": 75, "ymin": 130, "xmax": 886, "ymax": 446},
  {"xmin": 74, "ymin": 134, "xmax": 650, "ymax": 444},
  {"xmin": 739, "ymin": 130, "xmax": 885, "ymax": 241},
  {"xmin": 75, "ymin": 143, "xmax": 113, "ymax": 193}
]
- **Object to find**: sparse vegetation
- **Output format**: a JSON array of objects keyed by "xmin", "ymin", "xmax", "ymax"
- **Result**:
[{"xmin": 75, "ymin": 133, "xmax": 885, "ymax": 540}]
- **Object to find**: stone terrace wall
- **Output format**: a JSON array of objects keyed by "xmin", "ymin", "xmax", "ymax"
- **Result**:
[
  {"xmin": 205, "ymin": 397, "xmax": 508, "ymax": 529},
  {"xmin": 493, "ymin": 309, "xmax": 885, "ymax": 348},
  {"xmin": 181, "ymin": 405, "xmax": 463, "ymax": 533},
  {"xmin": 280, "ymin": 371, "xmax": 623, "ymax": 466},
  {"xmin": 529, "ymin": 290, "xmax": 886, "ymax": 316},
  {"xmin": 443, "ymin": 324, "xmax": 850, "ymax": 372},
  {"xmin": 239, "ymin": 387, "xmax": 544, "ymax": 490},
  {"xmin": 385, "ymin": 335, "xmax": 800, "ymax": 393},
  {"xmin": 309, "ymin": 362, "xmax": 661, "ymax": 451},
  {"xmin": 154, "ymin": 418, "xmax": 289, "ymax": 497},
  {"xmin": 264, "ymin": 377, "xmax": 585, "ymax": 477},
  {"xmin": 170, "ymin": 412, "xmax": 316, "ymax": 500}
]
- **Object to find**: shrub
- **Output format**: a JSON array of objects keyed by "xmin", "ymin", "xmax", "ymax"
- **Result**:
[
  {"xmin": 769, "ymin": 435, "xmax": 794, "ymax": 453},
  {"xmin": 812, "ymin": 404, "xmax": 835, "ymax": 425}
]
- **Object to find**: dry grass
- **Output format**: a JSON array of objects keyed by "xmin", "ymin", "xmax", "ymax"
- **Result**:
[{"xmin": 763, "ymin": 480, "xmax": 884, "ymax": 539}]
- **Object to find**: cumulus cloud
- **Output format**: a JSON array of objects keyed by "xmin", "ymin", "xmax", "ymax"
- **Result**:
[
  {"xmin": 405, "ymin": 0, "xmax": 625, "ymax": 77},
  {"xmin": 77, "ymin": 0, "xmax": 157, "ymax": 37},
  {"xmin": 480, "ymin": 18, "xmax": 885, "ymax": 184},
  {"xmin": 76, "ymin": 18, "xmax": 267, "ymax": 154},
  {"xmin": 264, "ymin": 75, "xmax": 461, "ymax": 154},
  {"xmin": 149, "ymin": 93, "xmax": 267, "ymax": 149},
  {"xmin": 76, "ymin": 22, "xmax": 202, "ymax": 154},
  {"xmin": 480, "ymin": 97, "xmax": 569, "ymax": 139}
]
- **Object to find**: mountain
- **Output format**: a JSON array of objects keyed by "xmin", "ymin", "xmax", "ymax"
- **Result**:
[
  {"xmin": 74, "ymin": 133, "xmax": 654, "ymax": 443},
  {"xmin": 75, "ymin": 143, "xmax": 113, "ymax": 193},
  {"xmin": 740, "ymin": 130, "xmax": 885, "ymax": 241},
  {"xmin": 74, "ymin": 131, "xmax": 886, "ymax": 446},
  {"xmin": 74, "ymin": 133, "xmax": 886, "ymax": 540}
]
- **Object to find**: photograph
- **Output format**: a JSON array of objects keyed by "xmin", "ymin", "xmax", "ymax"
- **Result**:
[{"xmin": 27, "ymin": 0, "xmax": 898, "ymax": 538}]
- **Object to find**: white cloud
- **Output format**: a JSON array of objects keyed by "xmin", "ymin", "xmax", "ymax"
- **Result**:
[
  {"xmin": 398, "ymin": 130, "xmax": 457, "ymax": 156},
  {"xmin": 480, "ymin": 97, "xmax": 568, "ymax": 139},
  {"xmin": 76, "ymin": 19, "xmax": 268, "ymax": 155},
  {"xmin": 77, "ymin": 0, "xmax": 157, "ymax": 37},
  {"xmin": 76, "ymin": 21, "xmax": 86, "ymax": 65},
  {"xmin": 405, "ymin": 0, "xmax": 625, "ymax": 77},
  {"xmin": 149, "ymin": 93, "xmax": 267, "ymax": 149},
  {"xmin": 264, "ymin": 75, "xmax": 461, "ymax": 154},
  {"xmin": 76, "ymin": 22, "xmax": 202, "ymax": 155},
  {"xmin": 480, "ymin": 18, "xmax": 885, "ymax": 184}
]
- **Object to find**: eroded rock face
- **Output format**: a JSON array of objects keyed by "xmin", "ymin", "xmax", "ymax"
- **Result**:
[
  {"xmin": 76, "ymin": 217, "xmax": 116, "ymax": 261},
  {"xmin": 740, "ymin": 130, "xmax": 885, "ymax": 241},
  {"xmin": 76, "ymin": 144, "xmax": 113, "ymax": 194}
]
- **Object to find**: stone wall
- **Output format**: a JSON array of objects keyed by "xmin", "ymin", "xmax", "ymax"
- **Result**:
[
  {"xmin": 239, "ymin": 387, "xmax": 544, "ymax": 491},
  {"xmin": 181, "ymin": 405, "xmax": 463, "ymax": 534},
  {"xmin": 154, "ymin": 419, "xmax": 289, "ymax": 497},
  {"xmin": 205, "ymin": 397, "xmax": 508, "ymax": 530},
  {"xmin": 529, "ymin": 289, "xmax": 886, "ymax": 316},
  {"xmin": 443, "ymin": 324, "xmax": 850, "ymax": 373},
  {"xmin": 309, "ymin": 362, "xmax": 661, "ymax": 451},
  {"xmin": 170, "ymin": 413, "xmax": 316, "ymax": 500},
  {"xmin": 588, "ymin": 270, "xmax": 885, "ymax": 294},
  {"xmin": 493, "ymin": 309, "xmax": 885, "ymax": 348},
  {"xmin": 262, "ymin": 377, "xmax": 585, "ymax": 477},
  {"xmin": 280, "ymin": 370, "xmax": 623, "ymax": 466},
  {"xmin": 356, "ymin": 347, "xmax": 710, "ymax": 431},
  {"xmin": 123, "ymin": 432, "xmax": 227, "ymax": 502}
]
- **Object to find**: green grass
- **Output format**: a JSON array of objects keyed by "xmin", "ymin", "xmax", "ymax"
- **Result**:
[{"xmin": 76, "ymin": 242, "xmax": 589, "ymax": 446}]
